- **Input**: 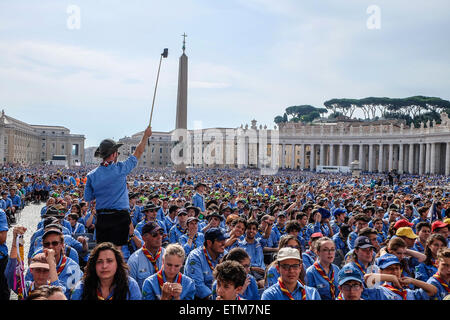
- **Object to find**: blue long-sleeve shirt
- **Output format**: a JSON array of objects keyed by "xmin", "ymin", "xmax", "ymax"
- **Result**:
[
  {"xmin": 84, "ymin": 155, "xmax": 137, "ymax": 211},
  {"xmin": 305, "ymin": 262, "xmax": 340, "ymax": 300},
  {"xmin": 238, "ymin": 238, "xmax": 265, "ymax": 270},
  {"xmin": 183, "ymin": 246, "xmax": 222, "ymax": 299},
  {"xmin": 192, "ymin": 193, "xmax": 205, "ymax": 212},
  {"xmin": 127, "ymin": 247, "xmax": 165, "ymax": 290}
]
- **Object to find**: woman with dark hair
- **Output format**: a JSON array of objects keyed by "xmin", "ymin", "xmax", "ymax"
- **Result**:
[
  {"xmin": 264, "ymin": 235, "xmax": 306, "ymax": 288},
  {"xmin": 70, "ymin": 242, "xmax": 141, "ymax": 300},
  {"xmin": 415, "ymin": 234, "xmax": 447, "ymax": 282}
]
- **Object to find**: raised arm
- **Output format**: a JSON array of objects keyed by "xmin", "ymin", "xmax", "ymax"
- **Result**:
[{"xmin": 133, "ymin": 126, "xmax": 153, "ymax": 160}]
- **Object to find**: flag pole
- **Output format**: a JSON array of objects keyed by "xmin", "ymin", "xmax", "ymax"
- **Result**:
[{"xmin": 149, "ymin": 48, "xmax": 168, "ymax": 127}]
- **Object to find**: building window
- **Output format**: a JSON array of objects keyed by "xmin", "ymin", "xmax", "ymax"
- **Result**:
[{"xmin": 71, "ymin": 144, "xmax": 79, "ymax": 156}]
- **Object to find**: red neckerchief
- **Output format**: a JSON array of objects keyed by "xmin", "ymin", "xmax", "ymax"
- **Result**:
[
  {"xmin": 313, "ymin": 262, "xmax": 336, "ymax": 299},
  {"xmin": 278, "ymin": 277, "xmax": 306, "ymax": 300},
  {"xmin": 142, "ymin": 246, "xmax": 162, "ymax": 272},
  {"xmin": 382, "ymin": 283, "xmax": 407, "ymax": 300},
  {"xmin": 56, "ymin": 256, "xmax": 67, "ymax": 276},
  {"xmin": 101, "ymin": 160, "xmax": 114, "ymax": 167},
  {"xmin": 157, "ymin": 269, "xmax": 182, "ymax": 293},
  {"xmin": 337, "ymin": 292, "xmax": 344, "ymax": 300},
  {"xmin": 433, "ymin": 273, "xmax": 450, "ymax": 293}
]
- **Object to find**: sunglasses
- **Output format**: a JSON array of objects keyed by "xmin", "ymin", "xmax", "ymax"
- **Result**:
[
  {"xmin": 43, "ymin": 241, "xmax": 61, "ymax": 247},
  {"xmin": 150, "ymin": 230, "xmax": 164, "ymax": 237},
  {"xmin": 341, "ymin": 283, "xmax": 362, "ymax": 291},
  {"xmin": 279, "ymin": 263, "xmax": 301, "ymax": 271}
]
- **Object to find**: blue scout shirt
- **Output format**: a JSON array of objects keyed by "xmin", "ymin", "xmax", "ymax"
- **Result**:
[
  {"xmin": 427, "ymin": 273, "xmax": 450, "ymax": 300},
  {"xmin": 380, "ymin": 282, "xmax": 429, "ymax": 300},
  {"xmin": 70, "ymin": 276, "xmax": 141, "ymax": 300},
  {"xmin": 25, "ymin": 255, "xmax": 83, "ymax": 298},
  {"xmin": 0, "ymin": 210, "xmax": 8, "ymax": 259},
  {"xmin": 272, "ymin": 224, "xmax": 286, "ymax": 245},
  {"xmin": 415, "ymin": 262, "xmax": 437, "ymax": 282},
  {"xmin": 184, "ymin": 246, "xmax": 222, "ymax": 299},
  {"xmin": 179, "ymin": 232, "xmax": 205, "ymax": 256},
  {"xmin": 305, "ymin": 262, "xmax": 340, "ymax": 300},
  {"xmin": 261, "ymin": 280, "xmax": 321, "ymax": 300},
  {"xmin": 164, "ymin": 215, "xmax": 177, "ymax": 232},
  {"xmin": 141, "ymin": 272, "xmax": 195, "ymax": 300},
  {"xmin": 238, "ymin": 238, "xmax": 265, "ymax": 270},
  {"xmin": 9, "ymin": 194, "xmax": 21, "ymax": 207},
  {"xmin": 192, "ymin": 193, "xmax": 205, "ymax": 212},
  {"xmin": 302, "ymin": 250, "xmax": 317, "ymax": 270},
  {"xmin": 130, "ymin": 205, "xmax": 144, "ymax": 227},
  {"xmin": 121, "ymin": 231, "xmax": 143, "ymax": 262},
  {"xmin": 84, "ymin": 155, "xmax": 138, "ymax": 211},
  {"xmin": 168, "ymin": 223, "xmax": 186, "ymax": 244},
  {"xmin": 127, "ymin": 246, "xmax": 165, "ymax": 290}
]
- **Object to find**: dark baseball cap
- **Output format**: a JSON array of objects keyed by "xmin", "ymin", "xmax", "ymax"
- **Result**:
[
  {"xmin": 354, "ymin": 236, "xmax": 374, "ymax": 249},
  {"xmin": 141, "ymin": 221, "xmax": 162, "ymax": 235},
  {"xmin": 204, "ymin": 228, "xmax": 228, "ymax": 242}
]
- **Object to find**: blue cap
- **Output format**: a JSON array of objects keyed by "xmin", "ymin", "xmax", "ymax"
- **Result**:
[
  {"xmin": 338, "ymin": 264, "xmax": 363, "ymax": 286},
  {"xmin": 204, "ymin": 228, "xmax": 228, "ymax": 242},
  {"xmin": 332, "ymin": 208, "xmax": 347, "ymax": 217},
  {"xmin": 376, "ymin": 254, "xmax": 400, "ymax": 269},
  {"xmin": 354, "ymin": 236, "xmax": 374, "ymax": 249},
  {"xmin": 318, "ymin": 207, "xmax": 331, "ymax": 219}
]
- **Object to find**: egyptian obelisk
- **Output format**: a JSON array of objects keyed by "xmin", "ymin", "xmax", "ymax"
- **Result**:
[{"xmin": 175, "ymin": 33, "xmax": 188, "ymax": 174}]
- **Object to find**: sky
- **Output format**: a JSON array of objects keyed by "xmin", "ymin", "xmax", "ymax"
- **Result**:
[{"xmin": 1, "ymin": 0, "xmax": 450, "ymax": 147}]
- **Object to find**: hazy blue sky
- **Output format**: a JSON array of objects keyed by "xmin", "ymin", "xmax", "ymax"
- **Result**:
[{"xmin": 1, "ymin": 0, "xmax": 449, "ymax": 147}]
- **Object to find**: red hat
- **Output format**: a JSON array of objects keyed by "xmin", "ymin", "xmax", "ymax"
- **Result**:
[
  {"xmin": 431, "ymin": 220, "xmax": 448, "ymax": 233},
  {"xmin": 394, "ymin": 219, "xmax": 413, "ymax": 230},
  {"xmin": 310, "ymin": 232, "xmax": 324, "ymax": 239}
]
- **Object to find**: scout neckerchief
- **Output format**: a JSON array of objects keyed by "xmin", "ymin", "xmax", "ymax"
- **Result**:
[
  {"xmin": 414, "ymin": 240, "xmax": 424, "ymax": 252},
  {"xmin": 142, "ymin": 246, "xmax": 162, "ymax": 272},
  {"xmin": 189, "ymin": 233, "xmax": 198, "ymax": 249},
  {"xmin": 100, "ymin": 160, "xmax": 114, "ymax": 167},
  {"xmin": 313, "ymin": 262, "xmax": 336, "ymax": 299},
  {"xmin": 431, "ymin": 258, "xmax": 439, "ymax": 269},
  {"xmin": 337, "ymin": 292, "xmax": 344, "ymax": 300},
  {"xmin": 203, "ymin": 246, "xmax": 215, "ymax": 271},
  {"xmin": 176, "ymin": 223, "xmax": 186, "ymax": 234},
  {"xmin": 382, "ymin": 283, "xmax": 407, "ymax": 300},
  {"xmin": 353, "ymin": 260, "xmax": 366, "ymax": 275},
  {"xmin": 432, "ymin": 273, "xmax": 450, "ymax": 293},
  {"xmin": 157, "ymin": 269, "xmax": 182, "ymax": 294},
  {"xmin": 97, "ymin": 287, "xmax": 114, "ymax": 300},
  {"xmin": 275, "ymin": 224, "xmax": 285, "ymax": 235},
  {"xmin": 278, "ymin": 277, "xmax": 305, "ymax": 300},
  {"xmin": 56, "ymin": 255, "xmax": 67, "ymax": 276}
]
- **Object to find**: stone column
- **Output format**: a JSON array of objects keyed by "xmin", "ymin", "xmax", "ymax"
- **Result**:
[
  {"xmin": 320, "ymin": 144, "xmax": 325, "ymax": 166},
  {"xmin": 281, "ymin": 144, "xmax": 286, "ymax": 169},
  {"xmin": 446, "ymin": 142, "xmax": 450, "ymax": 176},
  {"xmin": 348, "ymin": 144, "xmax": 354, "ymax": 165},
  {"xmin": 359, "ymin": 144, "xmax": 364, "ymax": 170},
  {"xmin": 329, "ymin": 144, "xmax": 335, "ymax": 166},
  {"xmin": 339, "ymin": 144, "xmax": 344, "ymax": 166},
  {"xmin": 425, "ymin": 143, "xmax": 431, "ymax": 174},
  {"xmin": 378, "ymin": 144, "xmax": 384, "ymax": 172},
  {"xmin": 291, "ymin": 144, "xmax": 296, "ymax": 169},
  {"xmin": 408, "ymin": 144, "xmax": 414, "ymax": 174},
  {"xmin": 310, "ymin": 144, "xmax": 315, "ymax": 171},
  {"xmin": 388, "ymin": 143, "xmax": 394, "ymax": 172},
  {"xmin": 368, "ymin": 144, "xmax": 374, "ymax": 172},
  {"xmin": 430, "ymin": 143, "xmax": 436, "ymax": 174},
  {"xmin": 299, "ymin": 144, "xmax": 305, "ymax": 169},
  {"xmin": 398, "ymin": 144, "xmax": 404, "ymax": 174},
  {"xmin": 419, "ymin": 143, "xmax": 424, "ymax": 175}
]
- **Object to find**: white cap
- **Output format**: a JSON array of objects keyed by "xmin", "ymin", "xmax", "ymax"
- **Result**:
[{"xmin": 277, "ymin": 247, "xmax": 301, "ymax": 262}]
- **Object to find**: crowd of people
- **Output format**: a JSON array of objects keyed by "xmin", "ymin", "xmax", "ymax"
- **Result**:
[{"xmin": 0, "ymin": 141, "xmax": 449, "ymax": 300}]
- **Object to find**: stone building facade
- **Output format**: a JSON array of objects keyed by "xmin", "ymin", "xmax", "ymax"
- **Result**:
[
  {"xmin": 0, "ymin": 110, "xmax": 85, "ymax": 166},
  {"xmin": 120, "ymin": 113, "xmax": 450, "ymax": 175}
]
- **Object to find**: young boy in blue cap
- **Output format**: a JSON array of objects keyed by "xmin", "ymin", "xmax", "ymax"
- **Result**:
[
  {"xmin": 183, "ymin": 227, "xmax": 227, "ymax": 299},
  {"xmin": 376, "ymin": 253, "xmax": 437, "ymax": 299}
]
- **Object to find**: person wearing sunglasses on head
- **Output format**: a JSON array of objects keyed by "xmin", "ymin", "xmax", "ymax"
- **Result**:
[
  {"xmin": 261, "ymin": 247, "xmax": 321, "ymax": 300},
  {"xmin": 25, "ymin": 227, "xmax": 83, "ymax": 298},
  {"xmin": 127, "ymin": 221, "xmax": 165, "ymax": 290}
]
